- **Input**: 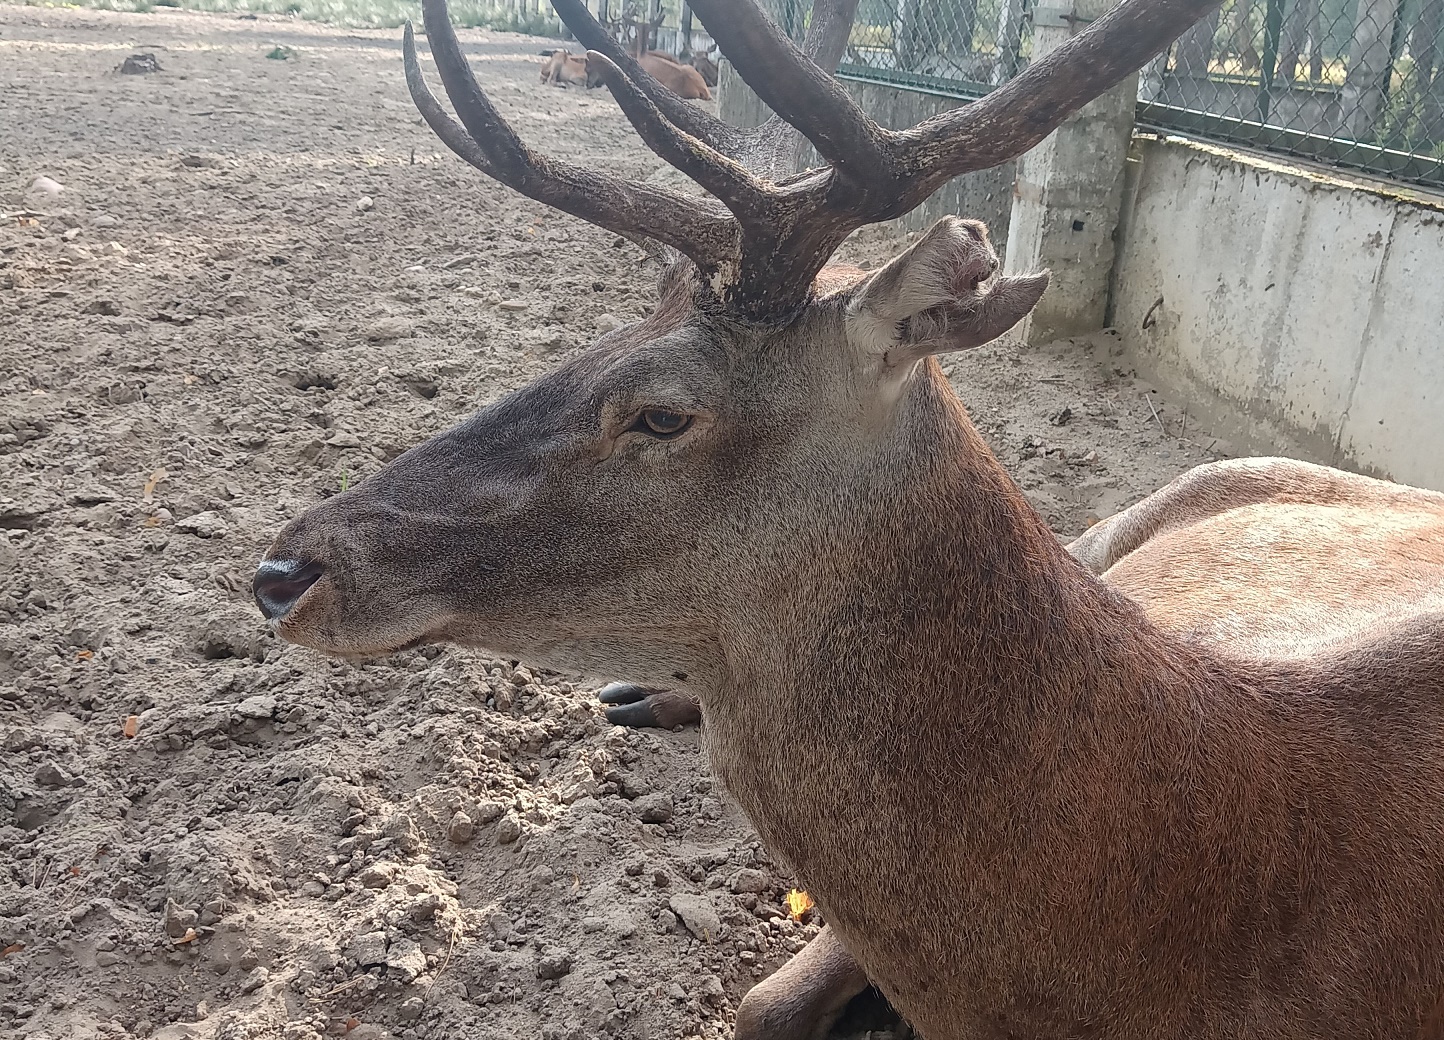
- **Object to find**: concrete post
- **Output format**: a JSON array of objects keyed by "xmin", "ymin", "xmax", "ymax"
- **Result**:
[{"xmin": 1002, "ymin": 0, "xmax": 1138, "ymax": 345}]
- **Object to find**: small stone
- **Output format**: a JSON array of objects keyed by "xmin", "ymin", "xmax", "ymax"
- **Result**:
[
  {"xmin": 94, "ymin": 951, "xmax": 121, "ymax": 968},
  {"xmin": 83, "ymin": 299, "xmax": 122, "ymax": 316},
  {"xmin": 497, "ymin": 299, "xmax": 528, "ymax": 312},
  {"xmin": 730, "ymin": 869, "xmax": 770, "ymax": 894},
  {"xmin": 1047, "ymin": 406, "xmax": 1073, "ymax": 426},
  {"xmin": 696, "ymin": 974, "xmax": 725, "ymax": 1005},
  {"xmin": 240, "ymin": 967, "xmax": 269, "ymax": 994},
  {"xmin": 300, "ymin": 880, "xmax": 326, "ymax": 897},
  {"xmin": 29, "ymin": 176, "xmax": 64, "ymax": 199},
  {"xmin": 495, "ymin": 813, "xmax": 522, "ymax": 845},
  {"xmin": 325, "ymin": 430, "xmax": 361, "ymax": 448},
  {"xmin": 348, "ymin": 930, "xmax": 389, "ymax": 967},
  {"xmin": 164, "ymin": 899, "xmax": 199, "ymax": 939},
  {"xmin": 35, "ymin": 761, "xmax": 76, "ymax": 788},
  {"xmin": 356, "ymin": 195, "xmax": 374, "ymax": 212},
  {"xmin": 233, "ymin": 695, "xmax": 276, "ymax": 720},
  {"xmin": 358, "ymin": 863, "xmax": 397, "ymax": 889},
  {"xmin": 596, "ymin": 313, "xmax": 624, "ymax": 332},
  {"xmin": 364, "ymin": 317, "xmax": 412, "ymax": 342},
  {"xmin": 636, "ymin": 793, "xmax": 673, "ymax": 824},
  {"xmin": 175, "ymin": 511, "xmax": 228, "ymax": 538},
  {"xmin": 447, "ymin": 811, "xmax": 474, "ymax": 844},
  {"xmin": 656, "ymin": 909, "xmax": 677, "ymax": 933},
  {"xmin": 668, "ymin": 893, "xmax": 721, "ymax": 941},
  {"xmin": 535, "ymin": 949, "xmax": 573, "ymax": 980},
  {"xmin": 396, "ymin": 997, "xmax": 424, "ymax": 1023},
  {"xmin": 385, "ymin": 938, "xmax": 427, "ymax": 982}
]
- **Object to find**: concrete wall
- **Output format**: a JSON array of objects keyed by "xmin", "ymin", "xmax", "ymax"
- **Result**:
[
  {"xmin": 717, "ymin": 63, "xmax": 1015, "ymax": 246},
  {"xmin": 1112, "ymin": 134, "xmax": 1444, "ymax": 490}
]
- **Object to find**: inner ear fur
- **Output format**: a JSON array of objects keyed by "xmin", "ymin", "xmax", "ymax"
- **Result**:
[{"xmin": 845, "ymin": 217, "xmax": 1050, "ymax": 364}]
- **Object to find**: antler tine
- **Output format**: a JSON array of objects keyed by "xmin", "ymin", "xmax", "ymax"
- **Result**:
[
  {"xmin": 547, "ymin": 0, "xmax": 744, "ymax": 157},
  {"xmin": 800, "ymin": 0, "xmax": 862, "ymax": 73},
  {"xmin": 412, "ymin": 1, "xmax": 736, "ymax": 270},
  {"xmin": 402, "ymin": 21, "xmax": 504, "ymax": 179},
  {"xmin": 686, "ymin": 0, "xmax": 889, "ymax": 181},
  {"xmin": 584, "ymin": 52, "xmax": 770, "ymax": 218},
  {"xmin": 888, "ymin": 0, "xmax": 1225, "ymax": 206}
]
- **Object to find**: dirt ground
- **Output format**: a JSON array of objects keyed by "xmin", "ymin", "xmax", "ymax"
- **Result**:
[{"xmin": 0, "ymin": 8, "xmax": 1235, "ymax": 1040}]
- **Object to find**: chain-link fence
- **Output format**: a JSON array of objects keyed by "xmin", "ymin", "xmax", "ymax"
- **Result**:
[
  {"xmin": 1137, "ymin": 0, "xmax": 1444, "ymax": 188},
  {"xmin": 820, "ymin": 0, "xmax": 1442, "ymax": 189},
  {"xmin": 834, "ymin": 0, "xmax": 1034, "ymax": 92},
  {"xmin": 572, "ymin": 1, "xmax": 1442, "ymax": 190}
]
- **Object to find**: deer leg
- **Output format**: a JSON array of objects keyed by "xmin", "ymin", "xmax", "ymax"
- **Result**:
[
  {"xmin": 734, "ymin": 925, "xmax": 871, "ymax": 1040},
  {"xmin": 596, "ymin": 682, "xmax": 702, "ymax": 728}
]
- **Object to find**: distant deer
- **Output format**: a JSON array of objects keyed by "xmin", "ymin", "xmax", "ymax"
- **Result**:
[
  {"xmin": 255, "ymin": 0, "xmax": 1444, "ymax": 1038},
  {"xmin": 539, "ymin": 48, "xmax": 588, "ymax": 87},
  {"xmin": 587, "ymin": 49, "xmax": 712, "ymax": 99}
]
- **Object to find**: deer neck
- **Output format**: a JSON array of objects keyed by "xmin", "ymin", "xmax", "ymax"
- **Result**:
[{"xmin": 701, "ymin": 363, "xmax": 1226, "ymax": 935}]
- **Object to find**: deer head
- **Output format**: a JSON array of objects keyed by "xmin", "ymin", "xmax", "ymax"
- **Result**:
[{"xmin": 254, "ymin": 0, "xmax": 1220, "ymax": 687}]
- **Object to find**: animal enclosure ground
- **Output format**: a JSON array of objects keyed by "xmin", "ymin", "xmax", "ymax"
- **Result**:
[{"xmin": 0, "ymin": 7, "xmax": 1236, "ymax": 1039}]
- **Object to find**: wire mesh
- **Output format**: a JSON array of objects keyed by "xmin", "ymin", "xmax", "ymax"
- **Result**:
[
  {"xmin": 580, "ymin": 0, "xmax": 1442, "ymax": 189},
  {"xmin": 1139, "ymin": 0, "xmax": 1444, "ymax": 188},
  {"xmin": 819, "ymin": 0, "xmax": 1443, "ymax": 188},
  {"xmin": 837, "ymin": 0, "xmax": 1035, "ymax": 93}
]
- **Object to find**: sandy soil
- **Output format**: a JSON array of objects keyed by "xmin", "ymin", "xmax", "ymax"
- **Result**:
[{"xmin": 0, "ymin": 7, "xmax": 1233, "ymax": 1039}]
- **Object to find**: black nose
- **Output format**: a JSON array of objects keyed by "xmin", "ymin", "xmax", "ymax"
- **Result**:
[{"xmin": 253, "ymin": 558, "xmax": 324, "ymax": 621}]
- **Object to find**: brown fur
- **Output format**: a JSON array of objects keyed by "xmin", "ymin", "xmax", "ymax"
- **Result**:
[
  {"xmin": 540, "ymin": 49, "xmax": 588, "ymax": 87},
  {"xmin": 256, "ymin": 219, "xmax": 1444, "ymax": 1040},
  {"xmin": 586, "ymin": 51, "xmax": 711, "ymax": 99}
]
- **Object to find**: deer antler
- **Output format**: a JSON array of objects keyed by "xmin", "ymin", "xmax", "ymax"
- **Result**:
[{"xmin": 405, "ymin": 0, "xmax": 1222, "ymax": 321}]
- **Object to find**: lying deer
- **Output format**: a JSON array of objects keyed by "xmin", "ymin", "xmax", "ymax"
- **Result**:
[
  {"xmin": 539, "ymin": 48, "xmax": 588, "ymax": 87},
  {"xmin": 254, "ymin": 0, "xmax": 1444, "ymax": 1036},
  {"xmin": 586, "ymin": 49, "xmax": 712, "ymax": 99}
]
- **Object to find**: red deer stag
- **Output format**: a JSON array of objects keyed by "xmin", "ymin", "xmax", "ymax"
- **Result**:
[{"xmin": 254, "ymin": 0, "xmax": 1444, "ymax": 1036}]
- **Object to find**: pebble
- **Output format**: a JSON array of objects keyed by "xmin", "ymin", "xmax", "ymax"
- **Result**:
[
  {"xmin": 175, "ymin": 511, "xmax": 228, "ymax": 538},
  {"xmin": 535, "ymin": 949, "xmax": 573, "ymax": 980},
  {"xmin": 596, "ymin": 313, "xmax": 624, "ymax": 332},
  {"xmin": 364, "ymin": 317, "xmax": 413, "ymax": 342},
  {"xmin": 34, "ymin": 761, "xmax": 78, "ymax": 788},
  {"xmin": 498, "ymin": 299, "xmax": 528, "ymax": 312},
  {"xmin": 636, "ymin": 793, "xmax": 673, "ymax": 824},
  {"xmin": 164, "ymin": 899, "xmax": 199, "ymax": 939},
  {"xmin": 447, "ymin": 811, "xmax": 474, "ymax": 844},
  {"xmin": 240, "ymin": 967, "xmax": 269, "ymax": 994},
  {"xmin": 28, "ymin": 175, "xmax": 64, "ymax": 199},
  {"xmin": 730, "ymin": 868, "xmax": 770, "ymax": 894},
  {"xmin": 94, "ymin": 951, "xmax": 121, "ymax": 968},
  {"xmin": 348, "ymin": 931, "xmax": 389, "ymax": 967},
  {"xmin": 495, "ymin": 813, "xmax": 522, "ymax": 845},
  {"xmin": 385, "ymin": 939, "xmax": 426, "ymax": 982},
  {"xmin": 233, "ymin": 695, "xmax": 276, "ymax": 720},
  {"xmin": 668, "ymin": 893, "xmax": 721, "ymax": 941},
  {"xmin": 356, "ymin": 195, "xmax": 374, "ymax": 212}
]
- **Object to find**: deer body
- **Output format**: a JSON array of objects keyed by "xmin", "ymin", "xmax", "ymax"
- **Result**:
[
  {"xmin": 695, "ymin": 379, "xmax": 1444, "ymax": 1038},
  {"xmin": 600, "ymin": 52, "xmax": 713, "ymax": 99},
  {"xmin": 540, "ymin": 49, "xmax": 589, "ymax": 87},
  {"xmin": 256, "ymin": 1, "xmax": 1444, "ymax": 1036}
]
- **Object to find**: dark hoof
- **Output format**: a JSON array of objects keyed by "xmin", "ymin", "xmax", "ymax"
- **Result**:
[
  {"xmin": 597, "ymin": 683, "xmax": 702, "ymax": 729},
  {"xmin": 598, "ymin": 681, "xmax": 651, "ymax": 706}
]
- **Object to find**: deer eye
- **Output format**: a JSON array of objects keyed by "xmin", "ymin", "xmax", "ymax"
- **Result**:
[{"xmin": 632, "ymin": 409, "xmax": 693, "ymax": 439}]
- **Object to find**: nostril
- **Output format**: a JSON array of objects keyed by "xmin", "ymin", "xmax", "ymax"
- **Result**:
[{"xmin": 253, "ymin": 558, "xmax": 324, "ymax": 621}]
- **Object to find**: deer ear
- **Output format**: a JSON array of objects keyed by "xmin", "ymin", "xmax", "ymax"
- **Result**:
[{"xmin": 845, "ymin": 217, "xmax": 1049, "ymax": 366}]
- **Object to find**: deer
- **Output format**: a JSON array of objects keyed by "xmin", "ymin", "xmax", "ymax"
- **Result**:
[
  {"xmin": 539, "ymin": 48, "xmax": 589, "ymax": 87},
  {"xmin": 591, "ymin": 49, "xmax": 713, "ymax": 100},
  {"xmin": 253, "ymin": 0, "xmax": 1444, "ymax": 1036}
]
